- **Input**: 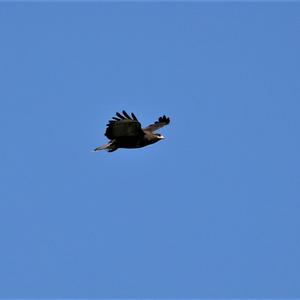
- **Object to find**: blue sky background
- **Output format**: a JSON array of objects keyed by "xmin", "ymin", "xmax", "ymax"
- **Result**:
[{"xmin": 0, "ymin": 2, "xmax": 299, "ymax": 298}]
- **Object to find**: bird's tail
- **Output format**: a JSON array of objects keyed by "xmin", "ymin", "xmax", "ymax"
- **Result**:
[
  {"xmin": 94, "ymin": 144, "xmax": 109, "ymax": 151},
  {"xmin": 94, "ymin": 141, "xmax": 117, "ymax": 152}
]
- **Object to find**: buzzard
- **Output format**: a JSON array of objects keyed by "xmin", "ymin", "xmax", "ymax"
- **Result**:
[{"xmin": 94, "ymin": 110, "xmax": 170, "ymax": 152}]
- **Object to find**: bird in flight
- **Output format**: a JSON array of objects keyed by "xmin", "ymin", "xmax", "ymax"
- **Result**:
[{"xmin": 94, "ymin": 110, "xmax": 170, "ymax": 152}]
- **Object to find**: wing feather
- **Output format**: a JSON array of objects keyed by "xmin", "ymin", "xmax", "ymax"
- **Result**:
[
  {"xmin": 105, "ymin": 111, "xmax": 144, "ymax": 139},
  {"xmin": 143, "ymin": 115, "xmax": 170, "ymax": 132},
  {"xmin": 116, "ymin": 112, "xmax": 125, "ymax": 119},
  {"xmin": 131, "ymin": 113, "xmax": 138, "ymax": 121},
  {"xmin": 122, "ymin": 110, "xmax": 132, "ymax": 119}
]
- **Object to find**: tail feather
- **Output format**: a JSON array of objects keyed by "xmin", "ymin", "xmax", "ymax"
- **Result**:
[
  {"xmin": 94, "ymin": 144, "xmax": 108, "ymax": 151},
  {"xmin": 94, "ymin": 140, "xmax": 118, "ymax": 152}
]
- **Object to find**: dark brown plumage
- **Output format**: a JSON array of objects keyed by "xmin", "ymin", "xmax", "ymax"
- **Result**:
[{"xmin": 94, "ymin": 110, "xmax": 170, "ymax": 152}]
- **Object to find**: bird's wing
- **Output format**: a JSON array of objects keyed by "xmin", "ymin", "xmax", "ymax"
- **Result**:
[
  {"xmin": 143, "ymin": 115, "xmax": 170, "ymax": 132},
  {"xmin": 105, "ymin": 110, "xmax": 144, "ymax": 139}
]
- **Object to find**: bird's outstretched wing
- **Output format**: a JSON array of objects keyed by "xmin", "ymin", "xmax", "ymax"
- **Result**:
[
  {"xmin": 143, "ymin": 115, "xmax": 170, "ymax": 132},
  {"xmin": 105, "ymin": 110, "xmax": 144, "ymax": 139}
]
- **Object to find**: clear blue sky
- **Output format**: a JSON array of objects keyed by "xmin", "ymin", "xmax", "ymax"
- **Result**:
[{"xmin": 0, "ymin": 2, "xmax": 299, "ymax": 298}]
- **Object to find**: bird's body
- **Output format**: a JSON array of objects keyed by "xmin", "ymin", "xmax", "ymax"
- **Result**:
[{"xmin": 94, "ymin": 111, "xmax": 170, "ymax": 152}]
